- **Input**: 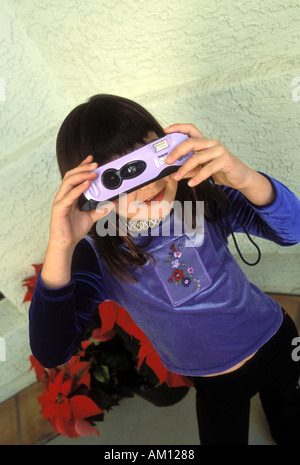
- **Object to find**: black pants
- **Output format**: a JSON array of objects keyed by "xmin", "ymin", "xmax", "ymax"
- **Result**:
[{"xmin": 189, "ymin": 310, "xmax": 300, "ymax": 445}]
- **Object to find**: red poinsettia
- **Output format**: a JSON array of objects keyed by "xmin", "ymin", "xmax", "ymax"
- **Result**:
[
  {"xmin": 116, "ymin": 306, "xmax": 147, "ymax": 342},
  {"xmin": 82, "ymin": 300, "xmax": 119, "ymax": 350},
  {"xmin": 24, "ymin": 265, "xmax": 194, "ymax": 439},
  {"xmin": 136, "ymin": 335, "xmax": 194, "ymax": 388},
  {"xmin": 38, "ymin": 370, "xmax": 102, "ymax": 437},
  {"xmin": 59, "ymin": 356, "xmax": 91, "ymax": 390},
  {"xmin": 115, "ymin": 306, "xmax": 194, "ymax": 388},
  {"xmin": 80, "ymin": 300, "xmax": 194, "ymax": 389},
  {"xmin": 29, "ymin": 354, "xmax": 57, "ymax": 384}
]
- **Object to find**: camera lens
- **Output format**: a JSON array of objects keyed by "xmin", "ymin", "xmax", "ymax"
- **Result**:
[
  {"xmin": 127, "ymin": 165, "xmax": 136, "ymax": 174},
  {"xmin": 101, "ymin": 168, "xmax": 122, "ymax": 190},
  {"xmin": 120, "ymin": 160, "xmax": 146, "ymax": 179}
]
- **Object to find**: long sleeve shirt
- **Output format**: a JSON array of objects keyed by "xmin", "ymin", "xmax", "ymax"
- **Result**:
[{"xmin": 29, "ymin": 174, "xmax": 300, "ymax": 375}]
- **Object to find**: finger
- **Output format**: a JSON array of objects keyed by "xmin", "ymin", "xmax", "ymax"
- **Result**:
[
  {"xmin": 172, "ymin": 145, "xmax": 223, "ymax": 181},
  {"xmin": 79, "ymin": 155, "xmax": 94, "ymax": 165},
  {"xmin": 171, "ymin": 167, "xmax": 199, "ymax": 180},
  {"xmin": 166, "ymin": 137, "xmax": 219, "ymax": 165},
  {"xmin": 58, "ymin": 180, "xmax": 99, "ymax": 207},
  {"xmin": 164, "ymin": 123, "xmax": 206, "ymax": 139},
  {"xmin": 187, "ymin": 158, "xmax": 224, "ymax": 187},
  {"xmin": 55, "ymin": 179, "xmax": 96, "ymax": 210},
  {"xmin": 56, "ymin": 170, "xmax": 98, "ymax": 202},
  {"xmin": 64, "ymin": 160, "xmax": 98, "ymax": 181}
]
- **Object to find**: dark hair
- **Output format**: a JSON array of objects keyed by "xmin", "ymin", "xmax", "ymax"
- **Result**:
[{"xmin": 56, "ymin": 94, "xmax": 227, "ymax": 282}]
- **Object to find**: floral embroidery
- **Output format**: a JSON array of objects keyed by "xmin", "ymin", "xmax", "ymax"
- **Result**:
[
  {"xmin": 164, "ymin": 242, "xmax": 201, "ymax": 291},
  {"xmin": 152, "ymin": 236, "xmax": 211, "ymax": 307},
  {"xmin": 172, "ymin": 269, "xmax": 184, "ymax": 281}
]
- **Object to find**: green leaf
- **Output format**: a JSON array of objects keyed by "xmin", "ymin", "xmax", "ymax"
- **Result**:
[{"xmin": 93, "ymin": 365, "xmax": 110, "ymax": 384}]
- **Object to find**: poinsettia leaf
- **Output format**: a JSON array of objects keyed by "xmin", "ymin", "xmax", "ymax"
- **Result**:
[
  {"xmin": 115, "ymin": 307, "xmax": 145, "ymax": 340},
  {"xmin": 81, "ymin": 340, "xmax": 94, "ymax": 350},
  {"xmin": 43, "ymin": 403, "xmax": 59, "ymax": 419},
  {"xmin": 22, "ymin": 264, "xmax": 43, "ymax": 302},
  {"xmin": 93, "ymin": 365, "xmax": 110, "ymax": 384},
  {"xmin": 32, "ymin": 264, "xmax": 43, "ymax": 275},
  {"xmin": 146, "ymin": 354, "xmax": 168, "ymax": 385},
  {"xmin": 68, "ymin": 361, "xmax": 91, "ymax": 389},
  {"xmin": 54, "ymin": 416, "xmax": 78, "ymax": 438},
  {"xmin": 98, "ymin": 300, "xmax": 119, "ymax": 334},
  {"xmin": 23, "ymin": 288, "xmax": 34, "ymax": 303},
  {"xmin": 47, "ymin": 371, "xmax": 64, "ymax": 396},
  {"xmin": 74, "ymin": 418, "xmax": 100, "ymax": 437},
  {"xmin": 93, "ymin": 328, "xmax": 116, "ymax": 342},
  {"xmin": 59, "ymin": 398, "xmax": 72, "ymax": 420},
  {"xmin": 61, "ymin": 379, "xmax": 72, "ymax": 397},
  {"xmin": 165, "ymin": 371, "xmax": 194, "ymax": 388},
  {"xmin": 70, "ymin": 395, "xmax": 102, "ymax": 419}
]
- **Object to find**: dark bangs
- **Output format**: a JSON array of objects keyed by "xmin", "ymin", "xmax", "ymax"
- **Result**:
[{"xmin": 56, "ymin": 94, "xmax": 165, "ymax": 176}]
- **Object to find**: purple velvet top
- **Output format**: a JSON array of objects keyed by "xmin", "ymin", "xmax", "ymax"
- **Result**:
[{"xmin": 29, "ymin": 174, "xmax": 300, "ymax": 375}]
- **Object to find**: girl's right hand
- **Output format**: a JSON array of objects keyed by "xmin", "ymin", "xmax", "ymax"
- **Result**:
[{"xmin": 49, "ymin": 155, "xmax": 115, "ymax": 251}]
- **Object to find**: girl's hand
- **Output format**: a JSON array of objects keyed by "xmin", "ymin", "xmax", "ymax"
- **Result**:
[
  {"xmin": 49, "ymin": 155, "xmax": 115, "ymax": 250},
  {"xmin": 164, "ymin": 124, "xmax": 254, "ymax": 191}
]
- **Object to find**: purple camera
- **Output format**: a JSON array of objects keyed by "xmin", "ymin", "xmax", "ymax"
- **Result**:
[{"xmin": 81, "ymin": 132, "xmax": 193, "ymax": 210}]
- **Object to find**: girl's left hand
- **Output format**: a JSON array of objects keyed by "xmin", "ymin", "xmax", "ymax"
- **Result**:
[{"xmin": 164, "ymin": 123, "xmax": 254, "ymax": 191}]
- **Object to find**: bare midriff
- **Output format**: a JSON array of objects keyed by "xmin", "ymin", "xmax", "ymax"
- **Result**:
[{"xmin": 202, "ymin": 351, "xmax": 258, "ymax": 377}]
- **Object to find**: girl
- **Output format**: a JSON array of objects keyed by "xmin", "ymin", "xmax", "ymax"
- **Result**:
[{"xmin": 29, "ymin": 94, "xmax": 300, "ymax": 445}]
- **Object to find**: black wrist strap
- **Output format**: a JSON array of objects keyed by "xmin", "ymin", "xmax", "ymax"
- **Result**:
[{"xmin": 209, "ymin": 177, "xmax": 261, "ymax": 266}]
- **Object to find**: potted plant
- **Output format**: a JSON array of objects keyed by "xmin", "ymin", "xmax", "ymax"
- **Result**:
[{"xmin": 24, "ymin": 265, "xmax": 193, "ymax": 438}]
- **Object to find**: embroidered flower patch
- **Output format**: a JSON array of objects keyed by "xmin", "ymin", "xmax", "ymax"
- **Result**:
[
  {"xmin": 152, "ymin": 236, "xmax": 212, "ymax": 307},
  {"xmin": 164, "ymin": 242, "xmax": 201, "ymax": 292}
]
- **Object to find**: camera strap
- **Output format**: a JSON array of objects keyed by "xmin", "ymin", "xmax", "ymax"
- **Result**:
[{"xmin": 208, "ymin": 177, "xmax": 261, "ymax": 266}]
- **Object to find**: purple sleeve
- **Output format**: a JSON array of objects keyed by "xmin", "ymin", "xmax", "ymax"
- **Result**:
[
  {"xmin": 220, "ymin": 173, "xmax": 300, "ymax": 246},
  {"xmin": 29, "ymin": 238, "xmax": 106, "ymax": 368}
]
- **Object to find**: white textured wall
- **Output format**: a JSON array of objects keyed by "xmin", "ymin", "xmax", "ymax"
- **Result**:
[{"xmin": 0, "ymin": 0, "xmax": 299, "ymax": 399}]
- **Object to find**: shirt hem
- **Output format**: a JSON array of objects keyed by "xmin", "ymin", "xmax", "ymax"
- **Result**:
[{"xmin": 159, "ymin": 312, "xmax": 284, "ymax": 377}]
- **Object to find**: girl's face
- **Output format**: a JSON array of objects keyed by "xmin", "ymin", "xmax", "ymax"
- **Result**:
[{"xmin": 114, "ymin": 132, "xmax": 178, "ymax": 221}]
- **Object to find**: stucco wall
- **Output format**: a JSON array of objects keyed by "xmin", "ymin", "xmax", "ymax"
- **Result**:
[{"xmin": 0, "ymin": 0, "xmax": 299, "ymax": 400}]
